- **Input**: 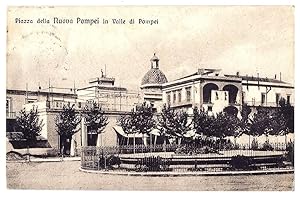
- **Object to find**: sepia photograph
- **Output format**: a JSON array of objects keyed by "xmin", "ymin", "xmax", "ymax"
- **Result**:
[{"xmin": 5, "ymin": 4, "xmax": 295, "ymax": 191}]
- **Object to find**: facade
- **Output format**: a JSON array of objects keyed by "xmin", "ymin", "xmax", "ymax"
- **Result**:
[
  {"xmin": 6, "ymin": 88, "xmax": 77, "ymax": 132},
  {"xmin": 162, "ymin": 69, "xmax": 243, "ymax": 115},
  {"xmin": 161, "ymin": 69, "xmax": 294, "ymax": 115},
  {"xmin": 77, "ymin": 72, "xmax": 142, "ymax": 112},
  {"xmin": 6, "ymin": 54, "xmax": 294, "ymax": 153},
  {"xmin": 76, "ymin": 72, "xmax": 142, "ymax": 147},
  {"xmin": 235, "ymin": 75, "xmax": 294, "ymax": 107},
  {"xmin": 6, "ymin": 71, "xmax": 142, "ymax": 152}
]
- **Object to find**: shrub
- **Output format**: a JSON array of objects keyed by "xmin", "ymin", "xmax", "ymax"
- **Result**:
[
  {"xmin": 230, "ymin": 155, "xmax": 252, "ymax": 170},
  {"xmin": 6, "ymin": 151, "xmax": 25, "ymax": 161},
  {"xmin": 98, "ymin": 154, "xmax": 121, "ymax": 169},
  {"xmin": 233, "ymin": 143, "xmax": 240, "ymax": 150},
  {"xmin": 135, "ymin": 156, "xmax": 170, "ymax": 171},
  {"xmin": 46, "ymin": 148, "xmax": 60, "ymax": 157},
  {"xmin": 251, "ymin": 139, "xmax": 259, "ymax": 150},
  {"xmin": 261, "ymin": 141, "xmax": 274, "ymax": 151},
  {"xmin": 286, "ymin": 142, "xmax": 294, "ymax": 165}
]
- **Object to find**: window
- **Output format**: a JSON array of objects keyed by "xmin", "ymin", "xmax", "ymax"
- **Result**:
[
  {"xmin": 173, "ymin": 92, "xmax": 176, "ymax": 104},
  {"xmin": 186, "ymin": 87, "xmax": 191, "ymax": 102},
  {"xmin": 78, "ymin": 102, "xmax": 82, "ymax": 108},
  {"xmin": 208, "ymin": 106, "xmax": 212, "ymax": 111},
  {"xmin": 215, "ymin": 92, "xmax": 219, "ymax": 100},
  {"xmin": 27, "ymin": 99, "xmax": 37, "ymax": 104},
  {"xmin": 167, "ymin": 93, "xmax": 171, "ymax": 105},
  {"xmin": 6, "ymin": 99, "xmax": 10, "ymax": 113},
  {"xmin": 287, "ymin": 95, "xmax": 291, "ymax": 104},
  {"xmin": 261, "ymin": 93, "xmax": 266, "ymax": 105},
  {"xmin": 242, "ymin": 92, "xmax": 245, "ymax": 104},
  {"xmin": 178, "ymin": 90, "xmax": 182, "ymax": 103},
  {"xmin": 225, "ymin": 92, "xmax": 227, "ymax": 101},
  {"xmin": 276, "ymin": 93, "xmax": 281, "ymax": 106}
]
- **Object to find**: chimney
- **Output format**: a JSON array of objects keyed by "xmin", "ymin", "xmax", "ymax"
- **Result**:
[
  {"xmin": 275, "ymin": 74, "xmax": 277, "ymax": 79},
  {"xmin": 236, "ymin": 71, "xmax": 240, "ymax": 76},
  {"xmin": 198, "ymin": 68, "xmax": 205, "ymax": 75},
  {"xmin": 280, "ymin": 72, "xmax": 282, "ymax": 81}
]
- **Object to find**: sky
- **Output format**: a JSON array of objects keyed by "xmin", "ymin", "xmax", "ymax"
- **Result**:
[{"xmin": 6, "ymin": 6, "xmax": 294, "ymax": 92}]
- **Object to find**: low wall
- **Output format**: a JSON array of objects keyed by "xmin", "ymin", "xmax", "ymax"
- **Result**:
[{"xmin": 80, "ymin": 145, "xmax": 293, "ymax": 173}]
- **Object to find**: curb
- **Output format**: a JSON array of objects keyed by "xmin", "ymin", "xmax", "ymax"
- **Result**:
[
  {"xmin": 7, "ymin": 157, "xmax": 81, "ymax": 163},
  {"xmin": 79, "ymin": 167, "xmax": 294, "ymax": 177}
]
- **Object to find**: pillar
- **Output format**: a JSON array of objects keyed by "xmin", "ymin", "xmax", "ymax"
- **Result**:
[{"xmin": 81, "ymin": 117, "xmax": 87, "ymax": 147}]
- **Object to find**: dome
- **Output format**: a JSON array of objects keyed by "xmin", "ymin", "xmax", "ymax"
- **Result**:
[
  {"xmin": 141, "ymin": 68, "xmax": 168, "ymax": 85},
  {"xmin": 141, "ymin": 53, "xmax": 168, "ymax": 85}
]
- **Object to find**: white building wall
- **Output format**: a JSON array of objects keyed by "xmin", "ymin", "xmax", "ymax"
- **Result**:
[
  {"xmin": 243, "ymin": 84, "xmax": 294, "ymax": 106},
  {"xmin": 77, "ymin": 87, "xmax": 97, "ymax": 102},
  {"xmin": 211, "ymin": 90, "xmax": 229, "ymax": 113}
]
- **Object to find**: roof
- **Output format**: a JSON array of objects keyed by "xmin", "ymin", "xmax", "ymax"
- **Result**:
[
  {"xmin": 77, "ymin": 85, "xmax": 127, "ymax": 92},
  {"xmin": 6, "ymin": 89, "xmax": 77, "ymax": 98},
  {"xmin": 141, "ymin": 68, "xmax": 168, "ymax": 85},
  {"xmin": 172, "ymin": 70, "xmax": 289, "ymax": 85},
  {"xmin": 113, "ymin": 126, "xmax": 160, "ymax": 137},
  {"xmin": 150, "ymin": 53, "xmax": 159, "ymax": 61},
  {"xmin": 224, "ymin": 74, "xmax": 287, "ymax": 84}
]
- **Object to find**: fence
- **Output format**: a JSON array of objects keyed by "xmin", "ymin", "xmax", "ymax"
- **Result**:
[{"xmin": 81, "ymin": 142, "xmax": 294, "ymax": 172}]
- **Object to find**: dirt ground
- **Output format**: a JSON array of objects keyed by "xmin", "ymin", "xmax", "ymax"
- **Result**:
[{"xmin": 6, "ymin": 161, "xmax": 294, "ymax": 191}]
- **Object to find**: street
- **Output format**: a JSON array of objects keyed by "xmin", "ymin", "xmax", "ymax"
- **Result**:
[{"xmin": 6, "ymin": 161, "xmax": 294, "ymax": 191}]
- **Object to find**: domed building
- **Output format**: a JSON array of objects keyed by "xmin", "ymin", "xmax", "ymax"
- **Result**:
[{"xmin": 140, "ymin": 53, "xmax": 168, "ymax": 112}]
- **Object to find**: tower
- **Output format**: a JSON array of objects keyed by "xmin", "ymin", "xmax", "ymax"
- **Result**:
[{"xmin": 140, "ymin": 53, "xmax": 168, "ymax": 112}]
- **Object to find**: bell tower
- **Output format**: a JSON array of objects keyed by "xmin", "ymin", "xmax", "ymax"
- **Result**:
[{"xmin": 150, "ymin": 53, "xmax": 159, "ymax": 69}]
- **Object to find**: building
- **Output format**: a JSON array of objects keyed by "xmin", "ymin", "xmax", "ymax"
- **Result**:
[
  {"xmin": 140, "ymin": 54, "xmax": 168, "ymax": 112},
  {"xmin": 6, "ymin": 54, "xmax": 294, "ymax": 153},
  {"xmin": 162, "ymin": 68, "xmax": 243, "ymax": 115},
  {"xmin": 161, "ymin": 68, "xmax": 294, "ymax": 115},
  {"xmin": 6, "ymin": 70, "xmax": 142, "ymax": 153},
  {"xmin": 228, "ymin": 74, "xmax": 294, "ymax": 108},
  {"xmin": 77, "ymin": 71, "xmax": 142, "ymax": 112},
  {"xmin": 6, "ymin": 88, "xmax": 77, "ymax": 132}
]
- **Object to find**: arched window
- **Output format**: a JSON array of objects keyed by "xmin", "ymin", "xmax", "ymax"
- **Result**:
[
  {"xmin": 203, "ymin": 83, "xmax": 219, "ymax": 103},
  {"xmin": 223, "ymin": 84, "xmax": 239, "ymax": 104}
]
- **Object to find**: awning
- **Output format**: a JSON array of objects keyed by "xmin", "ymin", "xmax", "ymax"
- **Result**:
[
  {"xmin": 113, "ymin": 126, "xmax": 148, "ymax": 138},
  {"xmin": 183, "ymin": 129, "xmax": 196, "ymax": 138},
  {"xmin": 150, "ymin": 128, "xmax": 161, "ymax": 136}
]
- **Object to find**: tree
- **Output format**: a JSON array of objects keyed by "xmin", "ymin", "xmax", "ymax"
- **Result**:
[
  {"xmin": 240, "ymin": 104, "xmax": 252, "ymax": 146},
  {"xmin": 250, "ymin": 107, "xmax": 273, "ymax": 142},
  {"xmin": 16, "ymin": 107, "xmax": 44, "ymax": 161},
  {"xmin": 117, "ymin": 102, "xmax": 155, "ymax": 147},
  {"xmin": 275, "ymin": 98, "xmax": 294, "ymax": 144},
  {"xmin": 55, "ymin": 104, "xmax": 81, "ymax": 156},
  {"xmin": 82, "ymin": 102, "xmax": 109, "ymax": 146},
  {"xmin": 158, "ymin": 104, "xmax": 192, "ymax": 144},
  {"xmin": 208, "ymin": 112, "xmax": 240, "ymax": 139},
  {"xmin": 250, "ymin": 103, "xmax": 294, "ymax": 148},
  {"xmin": 132, "ymin": 102, "xmax": 155, "ymax": 147},
  {"xmin": 132, "ymin": 102, "xmax": 155, "ymax": 136},
  {"xmin": 193, "ymin": 107, "xmax": 213, "ymax": 137},
  {"xmin": 117, "ymin": 113, "xmax": 134, "ymax": 145}
]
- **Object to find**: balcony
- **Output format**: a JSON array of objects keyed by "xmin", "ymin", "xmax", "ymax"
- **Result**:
[
  {"xmin": 228, "ymin": 101, "xmax": 241, "ymax": 106},
  {"xmin": 6, "ymin": 112, "xmax": 16, "ymax": 119},
  {"xmin": 170, "ymin": 100, "xmax": 193, "ymax": 108},
  {"xmin": 40, "ymin": 100, "xmax": 137, "ymax": 112},
  {"xmin": 243, "ymin": 101, "xmax": 294, "ymax": 107}
]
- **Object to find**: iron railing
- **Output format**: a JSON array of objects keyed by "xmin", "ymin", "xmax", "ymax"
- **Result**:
[{"xmin": 80, "ymin": 143, "xmax": 294, "ymax": 172}]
